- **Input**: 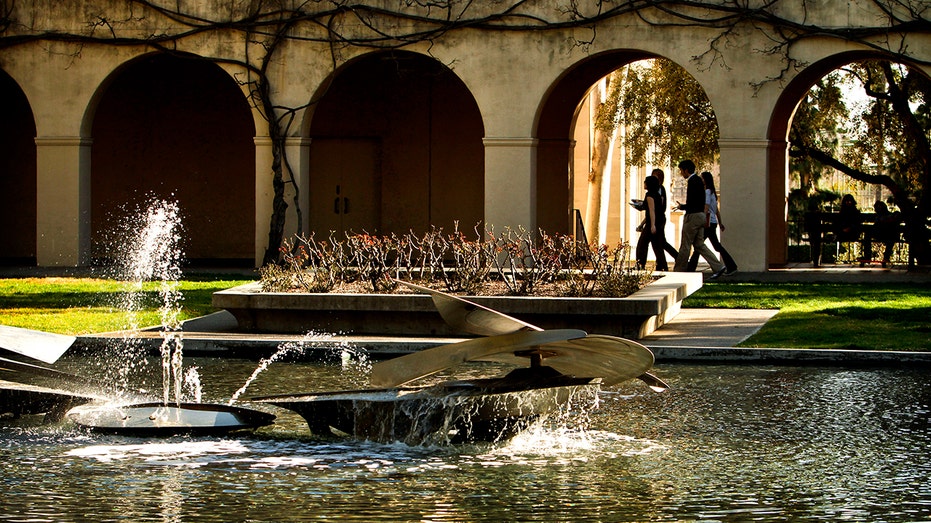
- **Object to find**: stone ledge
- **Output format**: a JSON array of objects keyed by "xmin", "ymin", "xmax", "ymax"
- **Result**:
[{"xmin": 211, "ymin": 272, "xmax": 703, "ymax": 339}]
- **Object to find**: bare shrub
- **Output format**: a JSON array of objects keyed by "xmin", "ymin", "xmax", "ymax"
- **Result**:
[{"xmin": 260, "ymin": 226, "xmax": 651, "ymax": 296}]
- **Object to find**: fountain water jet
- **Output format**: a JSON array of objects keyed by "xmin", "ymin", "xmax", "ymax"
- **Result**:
[
  {"xmin": 67, "ymin": 197, "xmax": 275, "ymax": 434},
  {"xmin": 114, "ymin": 198, "xmax": 188, "ymax": 406}
]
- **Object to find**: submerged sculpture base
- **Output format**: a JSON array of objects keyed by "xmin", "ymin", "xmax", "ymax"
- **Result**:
[
  {"xmin": 255, "ymin": 367, "xmax": 601, "ymax": 444},
  {"xmin": 67, "ymin": 402, "xmax": 276, "ymax": 436},
  {"xmin": 1, "ymin": 381, "xmax": 93, "ymax": 421}
]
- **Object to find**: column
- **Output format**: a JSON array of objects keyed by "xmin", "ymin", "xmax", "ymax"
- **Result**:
[
  {"xmin": 35, "ymin": 136, "xmax": 91, "ymax": 266},
  {"xmin": 718, "ymin": 138, "xmax": 783, "ymax": 272},
  {"xmin": 253, "ymin": 136, "xmax": 309, "ymax": 266},
  {"xmin": 483, "ymin": 137, "xmax": 538, "ymax": 233}
]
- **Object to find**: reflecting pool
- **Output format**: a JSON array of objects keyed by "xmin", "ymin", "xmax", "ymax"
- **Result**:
[{"xmin": 2, "ymin": 360, "xmax": 930, "ymax": 522}]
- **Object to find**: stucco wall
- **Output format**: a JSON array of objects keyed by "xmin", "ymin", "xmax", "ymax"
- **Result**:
[{"xmin": 0, "ymin": 0, "xmax": 927, "ymax": 269}]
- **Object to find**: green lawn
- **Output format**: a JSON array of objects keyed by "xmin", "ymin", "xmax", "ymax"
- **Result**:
[
  {"xmin": 684, "ymin": 282, "xmax": 931, "ymax": 351},
  {"xmin": 0, "ymin": 276, "xmax": 253, "ymax": 335}
]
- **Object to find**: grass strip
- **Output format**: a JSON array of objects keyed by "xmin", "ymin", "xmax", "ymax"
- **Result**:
[
  {"xmin": 0, "ymin": 277, "xmax": 252, "ymax": 335},
  {"xmin": 2, "ymin": 277, "xmax": 929, "ymax": 351},
  {"xmin": 685, "ymin": 282, "xmax": 931, "ymax": 351}
]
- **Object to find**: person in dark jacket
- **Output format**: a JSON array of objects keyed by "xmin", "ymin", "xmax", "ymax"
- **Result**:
[
  {"xmin": 635, "ymin": 168, "xmax": 678, "ymax": 269},
  {"xmin": 673, "ymin": 160, "xmax": 725, "ymax": 278},
  {"xmin": 686, "ymin": 172, "xmax": 737, "ymax": 274},
  {"xmin": 643, "ymin": 175, "xmax": 669, "ymax": 271}
]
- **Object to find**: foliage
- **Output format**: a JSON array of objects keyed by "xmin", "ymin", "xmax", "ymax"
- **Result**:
[
  {"xmin": 618, "ymin": 58, "xmax": 720, "ymax": 170},
  {"xmin": 789, "ymin": 74, "xmax": 847, "ymax": 193},
  {"xmin": 260, "ymin": 226, "xmax": 652, "ymax": 297},
  {"xmin": 790, "ymin": 59, "xmax": 931, "ymax": 264}
]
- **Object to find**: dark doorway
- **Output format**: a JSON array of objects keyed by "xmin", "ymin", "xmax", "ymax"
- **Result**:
[
  {"xmin": 91, "ymin": 53, "xmax": 256, "ymax": 266},
  {"xmin": 0, "ymin": 70, "xmax": 37, "ymax": 265},
  {"xmin": 307, "ymin": 51, "xmax": 484, "ymax": 237}
]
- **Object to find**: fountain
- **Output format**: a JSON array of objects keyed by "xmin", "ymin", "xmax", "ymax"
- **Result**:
[
  {"xmin": 0, "ymin": 197, "xmax": 274, "ymax": 434},
  {"xmin": 3, "ymin": 199, "xmax": 666, "ymax": 441},
  {"xmin": 251, "ymin": 280, "xmax": 667, "ymax": 443}
]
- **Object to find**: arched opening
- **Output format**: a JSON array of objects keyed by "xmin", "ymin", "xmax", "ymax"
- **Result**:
[
  {"xmin": 0, "ymin": 69, "xmax": 37, "ymax": 265},
  {"xmin": 769, "ymin": 52, "xmax": 931, "ymax": 267},
  {"xmin": 536, "ymin": 52, "xmax": 720, "ymax": 263},
  {"xmin": 90, "ymin": 53, "xmax": 256, "ymax": 266},
  {"xmin": 306, "ymin": 51, "xmax": 484, "ymax": 237}
]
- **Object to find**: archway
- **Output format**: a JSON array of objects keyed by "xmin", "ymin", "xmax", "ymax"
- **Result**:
[
  {"xmin": 0, "ymin": 69, "xmax": 37, "ymax": 265},
  {"xmin": 306, "ymin": 51, "xmax": 484, "ymax": 237},
  {"xmin": 90, "ymin": 53, "xmax": 256, "ymax": 266},
  {"xmin": 536, "ymin": 51, "xmax": 719, "ymax": 248},
  {"xmin": 767, "ymin": 51, "xmax": 929, "ymax": 267}
]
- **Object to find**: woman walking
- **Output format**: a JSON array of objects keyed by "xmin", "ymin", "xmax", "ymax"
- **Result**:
[{"xmin": 644, "ymin": 175, "xmax": 669, "ymax": 271}]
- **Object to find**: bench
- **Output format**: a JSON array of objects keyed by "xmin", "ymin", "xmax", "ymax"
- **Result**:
[{"xmin": 804, "ymin": 211, "xmax": 910, "ymax": 267}]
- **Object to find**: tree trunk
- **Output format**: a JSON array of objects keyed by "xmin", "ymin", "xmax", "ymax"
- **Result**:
[{"xmin": 585, "ymin": 75, "xmax": 621, "ymax": 245}]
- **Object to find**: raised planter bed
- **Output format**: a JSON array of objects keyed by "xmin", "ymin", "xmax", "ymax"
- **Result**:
[{"xmin": 212, "ymin": 272, "xmax": 703, "ymax": 339}]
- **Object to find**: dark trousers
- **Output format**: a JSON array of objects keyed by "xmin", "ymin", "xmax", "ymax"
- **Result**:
[{"xmin": 636, "ymin": 226, "xmax": 678, "ymax": 270}]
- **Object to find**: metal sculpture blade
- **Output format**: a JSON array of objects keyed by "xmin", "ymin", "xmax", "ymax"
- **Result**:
[
  {"xmin": 67, "ymin": 402, "xmax": 276, "ymax": 436},
  {"xmin": 0, "ymin": 355, "xmax": 150, "ymax": 403},
  {"xmin": 637, "ymin": 371, "xmax": 670, "ymax": 392},
  {"xmin": 0, "ymin": 324, "xmax": 75, "ymax": 364},
  {"xmin": 474, "ymin": 334, "xmax": 655, "ymax": 386},
  {"xmin": 369, "ymin": 328, "xmax": 588, "ymax": 388},
  {"xmin": 383, "ymin": 280, "xmax": 668, "ymax": 392},
  {"xmin": 396, "ymin": 280, "xmax": 540, "ymax": 336}
]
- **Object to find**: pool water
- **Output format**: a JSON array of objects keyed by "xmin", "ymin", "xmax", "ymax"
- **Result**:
[{"xmin": 2, "ymin": 360, "xmax": 929, "ymax": 522}]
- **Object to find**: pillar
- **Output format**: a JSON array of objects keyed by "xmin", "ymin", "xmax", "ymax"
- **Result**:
[
  {"xmin": 35, "ymin": 136, "xmax": 91, "ymax": 266},
  {"xmin": 483, "ymin": 137, "xmax": 537, "ymax": 233},
  {"xmin": 253, "ymin": 136, "xmax": 309, "ymax": 267},
  {"xmin": 718, "ymin": 138, "xmax": 780, "ymax": 272}
]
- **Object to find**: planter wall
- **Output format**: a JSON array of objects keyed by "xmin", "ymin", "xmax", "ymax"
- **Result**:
[{"xmin": 212, "ymin": 272, "xmax": 703, "ymax": 339}]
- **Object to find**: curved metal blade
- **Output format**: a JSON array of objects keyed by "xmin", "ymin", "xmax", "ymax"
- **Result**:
[
  {"xmin": 0, "ymin": 324, "xmax": 75, "ymax": 364},
  {"xmin": 475, "ymin": 334, "xmax": 655, "ymax": 386},
  {"xmin": 370, "ymin": 328, "xmax": 587, "ymax": 388},
  {"xmin": 0, "ymin": 355, "xmax": 147, "ymax": 401},
  {"xmin": 396, "ymin": 279, "xmax": 540, "ymax": 336},
  {"xmin": 638, "ymin": 372, "xmax": 669, "ymax": 392}
]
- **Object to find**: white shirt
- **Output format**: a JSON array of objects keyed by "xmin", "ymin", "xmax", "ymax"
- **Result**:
[{"xmin": 705, "ymin": 189, "xmax": 719, "ymax": 225}]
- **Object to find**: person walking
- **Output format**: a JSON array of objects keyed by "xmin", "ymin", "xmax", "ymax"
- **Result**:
[
  {"xmin": 643, "ymin": 175, "xmax": 670, "ymax": 271},
  {"xmin": 673, "ymin": 160, "xmax": 725, "ymax": 278},
  {"xmin": 635, "ymin": 168, "xmax": 678, "ymax": 269},
  {"xmin": 686, "ymin": 171, "xmax": 737, "ymax": 274}
]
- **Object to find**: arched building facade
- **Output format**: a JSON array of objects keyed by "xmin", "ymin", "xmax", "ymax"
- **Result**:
[{"xmin": 0, "ymin": 1, "xmax": 928, "ymax": 270}]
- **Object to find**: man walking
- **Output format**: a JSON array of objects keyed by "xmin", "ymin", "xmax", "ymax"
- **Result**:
[{"xmin": 673, "ymin": 160, "xmax": 726, "ymax": 278}]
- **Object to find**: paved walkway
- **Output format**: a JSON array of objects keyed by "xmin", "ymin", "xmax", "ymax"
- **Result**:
[{"xmin": 640, "ymin": 308, "xmax": 779, "ymax": 348}]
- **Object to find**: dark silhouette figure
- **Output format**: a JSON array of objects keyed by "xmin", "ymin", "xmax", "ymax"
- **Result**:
[
  {"xmin": 836, "ymin": 194, "xmax": 862, "ymax": 242},
  {"xmin": 635, "ymin": 168, "xmax": 677, "ymax": 269},
  {"xmin": 643, "ymin": 175, "xmax": 669, "ymax": 271},
  {"xmin": 867, "ymin": 200, "xmax": 901, "ymax": 267}
]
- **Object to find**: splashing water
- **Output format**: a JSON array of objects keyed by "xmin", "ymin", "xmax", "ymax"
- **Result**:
[
  {"xmin": 228, "ymin": 332, "xmax": 370, "ymax": 404},
  {"xmin": 228, "ymin": 341, "xmax": 308, "ymax": 405},
  {"xmin": 106, "ymin": 197, "xmax": 196, "ymax": 406}
]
